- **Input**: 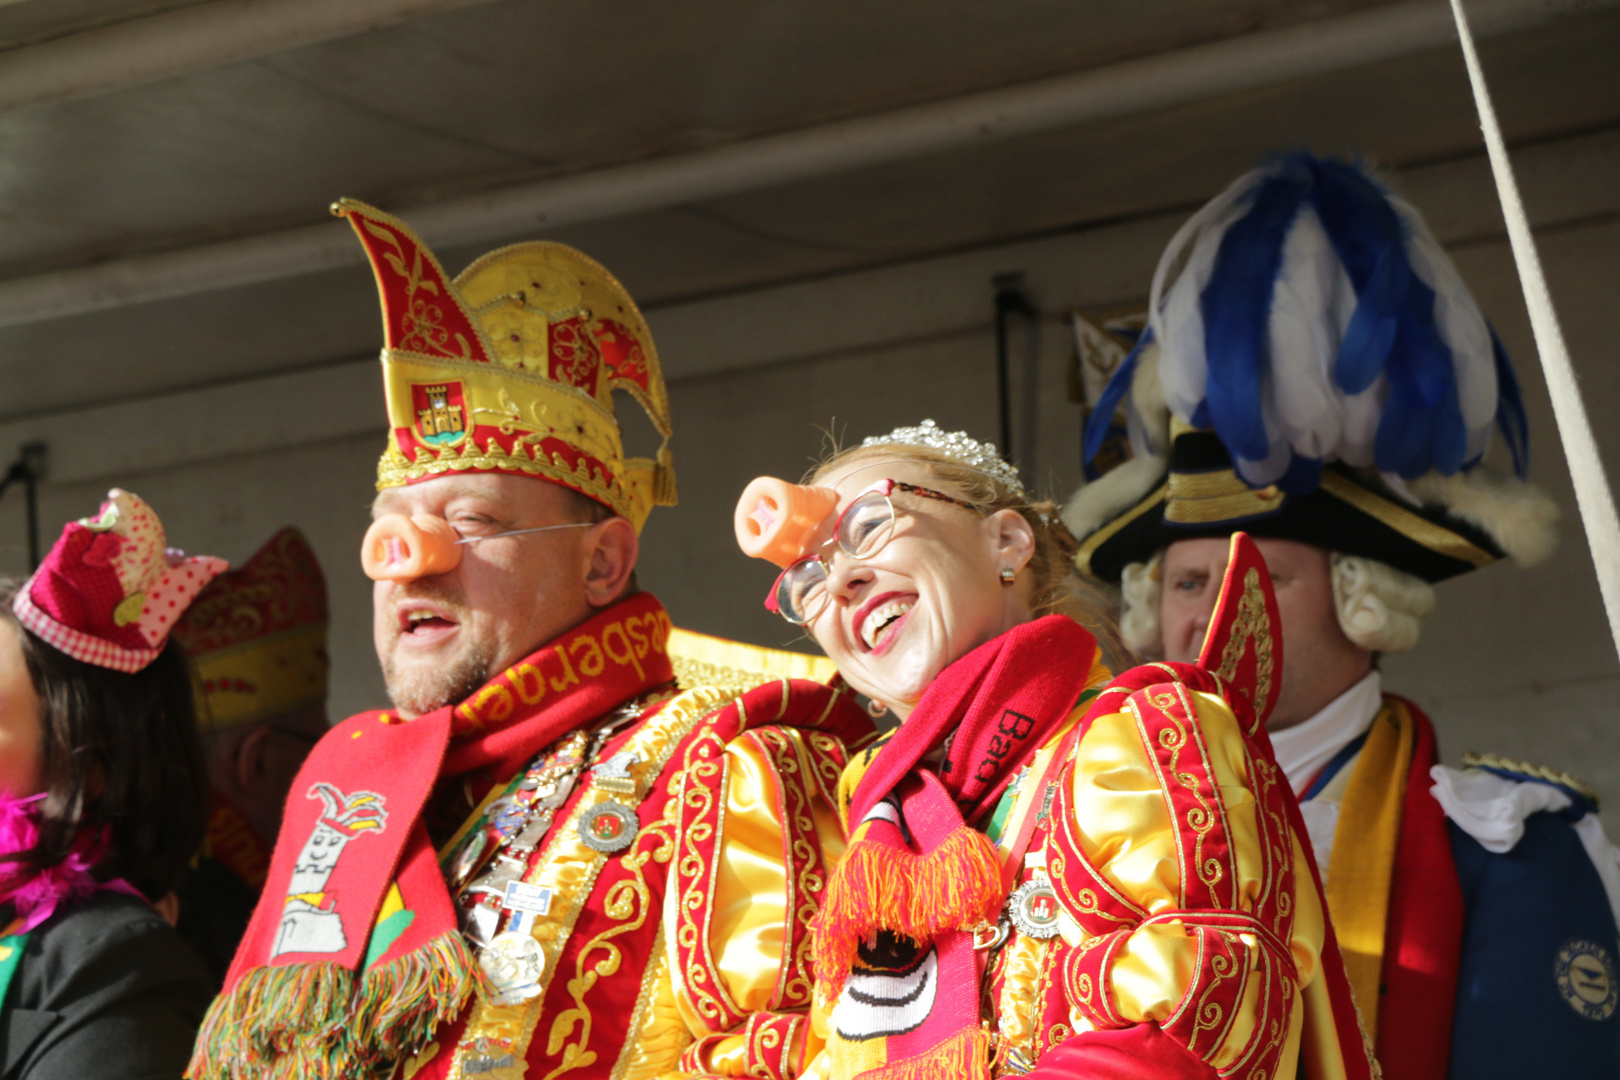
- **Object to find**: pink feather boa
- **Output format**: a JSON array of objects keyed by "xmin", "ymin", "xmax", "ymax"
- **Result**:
[{"xmin": 0, "ymin": 792, "xmax": 139, "ymax": 934}]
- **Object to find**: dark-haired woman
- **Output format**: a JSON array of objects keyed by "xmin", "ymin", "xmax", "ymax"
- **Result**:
[{"xmin": 0, "ymin": 489, "xmax": 223, "ymax": 1078}]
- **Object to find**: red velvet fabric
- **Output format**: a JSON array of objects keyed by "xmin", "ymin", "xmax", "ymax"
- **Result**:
[{"xmin": 1026, "ymin": 1024, "xmax": 1220, "ymax": 1079}]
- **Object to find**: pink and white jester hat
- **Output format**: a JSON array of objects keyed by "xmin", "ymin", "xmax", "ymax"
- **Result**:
[{"xmin": 12, "ymin": 489, "xmax": 228, "ymax": 672}]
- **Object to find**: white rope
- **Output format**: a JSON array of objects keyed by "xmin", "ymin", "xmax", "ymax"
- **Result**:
[{"xmin": 1448, "ymin": 0, "xmax": 1620, "ymax": 663}]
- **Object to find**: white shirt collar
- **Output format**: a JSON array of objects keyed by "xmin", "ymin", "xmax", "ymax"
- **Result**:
[{"xmin": 1268, "ymin": 671, "xmax": 1383, "ymax": 795}]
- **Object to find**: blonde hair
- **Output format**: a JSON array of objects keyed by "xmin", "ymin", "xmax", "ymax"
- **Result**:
[{"xmin": 809, "ymin": 441, "xmax": 1130, "ymax": 664}]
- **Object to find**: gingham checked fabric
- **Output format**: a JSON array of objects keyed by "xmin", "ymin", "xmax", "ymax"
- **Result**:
[{"xmin": 13, "ymin": 581, "xmax": 161, "ymax": 673}]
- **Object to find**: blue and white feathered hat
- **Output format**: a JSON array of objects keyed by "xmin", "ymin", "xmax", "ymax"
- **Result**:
[{"xmin": 1066, "ymin": 153, "xmax": 1557, "ymax": 584}]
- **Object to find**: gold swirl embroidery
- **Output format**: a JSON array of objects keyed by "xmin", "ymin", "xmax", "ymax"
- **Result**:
[
  {"xmin": 1066, "ymin": 885, "xmax": 1133, "ymax": 930},
  {"xmin": 1145, "ymin": 691, "xmax": 1223, "ymax": 901},
  {"xmin": 448, "ymin": 685, "xmax": 738, "ymax": 1080},
  {"xmin": 361, "ymin": 218, "xmax": 473, "ymax": 361},
  {"xmin": 1188, "ymin": 933, "xmax": 1239, "ymax": 1054},
  {"xmin": 1212, "ymin": 568, "xmax": 1275, "ymax": 731},
  {"xmin": 806, "ymin": 732, "xmax": 845, "ymax": 806},
  {"xmin": 541, "ymin": 789, "xmax": 679, "ymax": 1080},
  {"xmin": 1031, "ymin": 936, "xmax": 1063, "ymax": 1060},
  {"xmin": 755, "ymin": 730, "xmax": 824, "ymax": 1011},
  {"xmin": 1047, "ymin": 823, "xmax": 1145, "ymax": 930},
  {"xmin": 673, "ymin": 728, "xmax": 737, "ymax": 1028},
  {"xmin": 1245, "ymin": 1007, "xmax": 1288, "ymax": 1080}
]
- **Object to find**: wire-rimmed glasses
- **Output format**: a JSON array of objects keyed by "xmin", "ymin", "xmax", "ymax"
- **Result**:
[{"xmin": 765, "ymin": 479, "xmax": 983, "ymax": 625}]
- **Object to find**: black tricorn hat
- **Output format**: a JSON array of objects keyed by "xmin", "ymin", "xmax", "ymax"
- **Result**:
[{"xmin": 1074, "ymin": 428, "xmax": 1508, "ymax": 585}]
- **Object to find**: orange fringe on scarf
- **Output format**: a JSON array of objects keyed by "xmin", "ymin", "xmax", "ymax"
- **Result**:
[
  {"xmin": 846, "ymin": 1028, "xmax": 994, "ymax": 1080},
  {"xmin": 811, "ymin": 823, "xmax": 1003, "ymax": 996}
]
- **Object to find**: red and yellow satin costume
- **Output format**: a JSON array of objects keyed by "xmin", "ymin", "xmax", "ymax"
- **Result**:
[
  {"xmin": 806, "ymin": 672, "xmax": 1349, "ymax": 1079},
  {"xmin": 409, "ymin": 639, "xmax": 868, "ymax": 1080}
]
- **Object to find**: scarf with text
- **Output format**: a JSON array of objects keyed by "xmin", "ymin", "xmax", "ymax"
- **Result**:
[
  {"xmin": 811, "ymin": 615, "xmax": 1100, "ymax": 1077},
  {"xmin": 190, "ymin": 592, "xmax": 676, "ymax": 1080}
]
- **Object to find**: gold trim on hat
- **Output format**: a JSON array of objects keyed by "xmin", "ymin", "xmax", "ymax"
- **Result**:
[
  {"xmin": 1318, "ymin": 470, "xmax": 1495, "ymax": 569},
  {"xmin": 1163, "ymin": 469, "xmax": 1285, "ymax": 524},
  {"xmin": 1074, "ymin": 482, "xmax": 1168, "ymax": 579}
]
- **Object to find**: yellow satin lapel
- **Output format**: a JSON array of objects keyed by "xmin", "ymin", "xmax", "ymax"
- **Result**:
[{"xmin": 1324, "ymin": 700, "xmax": 1413, "ymax": 1044}]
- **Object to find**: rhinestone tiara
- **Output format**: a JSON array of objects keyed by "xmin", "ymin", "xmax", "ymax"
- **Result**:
[{"xmin": 860, "ymin": 419, "xmax": 1026, "ymax": 498}]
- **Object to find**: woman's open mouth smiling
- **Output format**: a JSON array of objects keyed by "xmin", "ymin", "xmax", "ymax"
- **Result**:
[{"xmin": 855, "ymin": 593, "xmax": 916, "ymax": 654}]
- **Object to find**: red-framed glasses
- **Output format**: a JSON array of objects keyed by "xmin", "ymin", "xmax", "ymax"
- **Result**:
[{"xmin": 765, "ymin": 479, "xmax": 983, "ymax": 625}]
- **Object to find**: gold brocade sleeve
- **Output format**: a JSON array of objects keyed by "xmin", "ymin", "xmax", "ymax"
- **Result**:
[
  {"xmin": 657, "ymin": 730, "xmax": 846, "ymax": 1078},
  {"xmin": 1061, "ymin": 689, "xmax": 1325, "ymax": 1073}
]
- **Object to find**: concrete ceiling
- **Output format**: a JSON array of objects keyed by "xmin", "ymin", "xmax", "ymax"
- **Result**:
[{"xmin": 0, "ymin": 0, "xmax": 1617, "ymax": 419}]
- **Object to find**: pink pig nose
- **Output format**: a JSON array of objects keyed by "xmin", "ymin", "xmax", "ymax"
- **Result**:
[
  {"xmin": 361, "ymin": 514, "xmax": 461, "ymax": 582},
  {"xmin": 733, "ymin": 477, "xmax": 839, "ymax": 569}
]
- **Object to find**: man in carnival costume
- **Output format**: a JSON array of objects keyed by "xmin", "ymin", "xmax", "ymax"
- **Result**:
[
  {"xmin": 173, "ymin": 528, "xmax": 331, "ymax": 985},
  {"xmin": 191, "ymin": 200, "xmax": 870, "ymax": 1080},
  {"xmin": 1065, "ymin": 152, "xmax": 1620, "ymax": 1079}
]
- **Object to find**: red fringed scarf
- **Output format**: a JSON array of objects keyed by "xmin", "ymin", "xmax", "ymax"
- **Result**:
[
  {"xmin": 190, "ymin": 593, "xmax": 677, "ymax": 1079},
  {"xmin": 810, "ymin": 616, "xmax": 1098, "ymax": 1070}
]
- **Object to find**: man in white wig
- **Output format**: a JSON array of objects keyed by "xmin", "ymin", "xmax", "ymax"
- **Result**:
[{"xmin": 1064, "ymin": 153, "xmax": 1618, "ymax": 1080}]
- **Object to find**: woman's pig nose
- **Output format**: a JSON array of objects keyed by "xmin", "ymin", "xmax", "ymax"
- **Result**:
[{"xmin": 734, "ymin": 477, "xmax": 839, "ymax": 568}]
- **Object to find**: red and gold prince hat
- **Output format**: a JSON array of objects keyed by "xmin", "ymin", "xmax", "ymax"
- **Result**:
[
  {"xmin": 172, "ymin": 527, "xmax": 328, "ymax": 731},
  {"xmin": 333, "ymin": 199, "xmax": 676, "ymax": 532},
  {"xmin": 13, "ymin": 489, "xmax": 227, "ymax": 673}
]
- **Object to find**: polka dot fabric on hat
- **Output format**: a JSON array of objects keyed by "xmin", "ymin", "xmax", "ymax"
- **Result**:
[
  {"xmin": 134, "ymin": 556, "xmax": 227, "ymax": 649},
  {"xmin": 13, "ymin": 488, "xmax": 228, "ymax": 672}
]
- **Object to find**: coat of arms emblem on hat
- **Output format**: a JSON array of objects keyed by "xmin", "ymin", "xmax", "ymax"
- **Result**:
[{"xmin": 412, "ymin": 382, "xmax": 468, "ymax": 447}]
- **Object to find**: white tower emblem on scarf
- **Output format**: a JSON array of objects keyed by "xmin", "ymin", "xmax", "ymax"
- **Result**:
[{"xmin": 271, "ymin": 783, "xmax": 389, "ymax": 958}]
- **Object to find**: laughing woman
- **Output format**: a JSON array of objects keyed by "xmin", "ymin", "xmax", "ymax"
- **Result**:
[{"xmin": 733, "ymin": 421, "xmax": 1369, "ymax": 1080}]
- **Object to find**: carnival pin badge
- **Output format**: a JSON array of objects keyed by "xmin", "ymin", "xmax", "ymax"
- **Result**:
[
  {"xmin": 578, "ymin": 750, "xmax": 641, "ymax": 854},
  {"xmin": 1007, "ymin": 879, "xmax": 1061, "ymax": 940}
]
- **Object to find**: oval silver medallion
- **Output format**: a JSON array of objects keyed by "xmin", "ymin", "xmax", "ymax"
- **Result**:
[{"xmin": 578, "ymin": 801, "xmax": 639, "ymax": 853}]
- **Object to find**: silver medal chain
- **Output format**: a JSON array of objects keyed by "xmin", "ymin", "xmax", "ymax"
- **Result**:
[{"xmin": 450, "ymin": 701, "xmax": 642, "ymax": 949}]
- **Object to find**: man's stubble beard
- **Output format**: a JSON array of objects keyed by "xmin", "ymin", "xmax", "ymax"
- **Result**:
[
  {"xmin": 383, "ymin": 636, "xmax": 496, "ymax": 716},
  {"xmin": 385, "ymin": 644, "xmax": 493, "ymax": 716}
]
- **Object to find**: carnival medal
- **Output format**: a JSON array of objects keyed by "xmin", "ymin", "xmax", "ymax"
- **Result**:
[
  {"xmin": 579, "ymin": 802, "xmax": 638, "ymax": 853},
  {"xmin": 1007, "ymin": 879, "xmax": 1061, "ymax": 940},
  {"xmin": 479, "ymin": 930, "xmax": 548, "ymax": 1006}
]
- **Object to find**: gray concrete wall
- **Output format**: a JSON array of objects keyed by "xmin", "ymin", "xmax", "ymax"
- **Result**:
[{"xmin": 4, "ymin": 126, "xmax": 1618, "ymax": 798}]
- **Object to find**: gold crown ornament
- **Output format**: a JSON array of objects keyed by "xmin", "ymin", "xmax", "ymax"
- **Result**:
[{"xmin": 333, "ymin": 199, "xmax": 676, "ymax": 532}]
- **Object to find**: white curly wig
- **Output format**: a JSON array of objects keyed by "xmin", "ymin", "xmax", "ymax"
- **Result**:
[{"xmin": 1118, "ymin": 548, "xmax": 1436, "ymax": 658}]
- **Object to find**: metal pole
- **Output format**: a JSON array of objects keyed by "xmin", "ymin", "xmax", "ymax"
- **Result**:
[{"xmin": 1448, "ymin": 0, "xmax": 1620, "ymax": 662}]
